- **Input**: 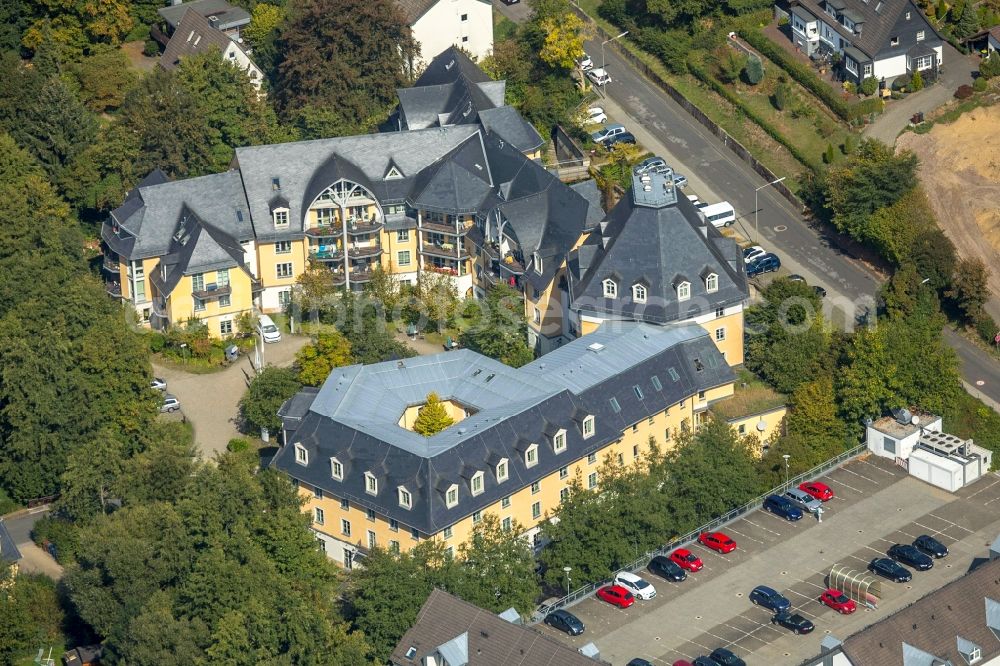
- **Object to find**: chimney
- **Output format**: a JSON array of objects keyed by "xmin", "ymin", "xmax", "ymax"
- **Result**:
[{"xmin": 208, "ymin": 15, "xmax": 220, "ymax": 29}]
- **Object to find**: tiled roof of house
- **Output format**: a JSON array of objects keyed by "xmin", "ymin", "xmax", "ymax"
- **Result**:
[
  {"xmin": 271, "ymin": 322, "xmax": 733, "ymax": 533},
  {"xmin": 840, "ymin": 557, "xmax": 1000, "ymax": 665},
  {"xmin": 568, "ymin": 171, "xmax": 749, "ymax": 325},
  {"xmin": 791, "ymin": 0, "xmax": 940, "ymax": 59},
  {"xmin": 157, "ymin": 0, "xmax": 250, "ymax": 31},
  {"xmin": 390, "ymin": 589, "xmax": 606, "ymax": 666},
  {"xmin": 159, "ymin": 9, "xmax": 236, "ymax": 71}
]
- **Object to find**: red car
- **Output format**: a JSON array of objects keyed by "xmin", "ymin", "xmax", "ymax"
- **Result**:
[
  {"xmin": 596, "ymin": 584, "xmax": 635, "ymax": 608},
  {"xmin": 820, "ymin": 588, "xmax": 857, "ymax": 614},
  {"xmin": 698, "ymin": 532, "xmax": 737, "ymax": 554},
  {"xmin": 669, "ymin": 548, "xmax": 704, "ymax": 572},
  {"xmin": 799, "ymin": 481, "xmax": 834, "ymax": 502}
]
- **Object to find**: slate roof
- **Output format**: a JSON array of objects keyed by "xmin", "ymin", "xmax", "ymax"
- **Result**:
[
  {"xmin": 0, "ymin": 520, "xmax": 21, "ymax": 563},
  {"xmin": 160, "ymin": 9, "xmax": 242, "ymax": 71},
  {"xmin": 568, "ymin": 171, "xmax": 749, "ymax": 325},
  {"xmin": 271, "ymin": 322, "xmax": 733, "ymax": 534},
  {"xmin": 101, "ymin": 170, "xmax": 253, "ymax": 262},
  {"xmin": 839, "ymin": 557, "xmax": 1000, "ymax": 665},
  {"xmin": 158, "ymin": 0, "xmax": 250, "ymax": 31},
  {"xmin": 570, "ymin": 180, "xmax": 606, "ymax": 231},
  {"xmin": 390, "ymin": 589, "xmax": 606, "ymax": 666},
  {"xmin": 791, "ymin": 0, "xmax": 940, "ymax": 59},
  {"xmin": 393, "ymin": 47, "xmax": 543, "ymax": 153}
]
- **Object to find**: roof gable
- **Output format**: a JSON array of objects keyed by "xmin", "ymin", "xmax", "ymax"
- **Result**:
[{"xmin": 159, "ymin": 9, "xmax": 234, "ymax": 70}]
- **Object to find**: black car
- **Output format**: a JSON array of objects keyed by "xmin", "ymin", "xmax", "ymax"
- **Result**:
[
  {"xmin": 762, "ymin": 494, "xmax": 803, "ymax": 521},
  {"xmin": 603, "ymin": 132, "xmax": 637, "ymax": 148},
  {"xmin": 888, "ymin": 543, "xmax": 934, "ymax": 571},
  {"xmin": 709, "ymin": 647, "xmax": 747, "ymax": 666},
  {"xmin": 746, "ymin": 253, "xmax": 781, "ymax": 278},
  {"xmin": 627, "ymin": 660, "xmax": 654, "ymax": 666},
  {"xmin": 648, "ymin": 555, "xmax": 687, "ymax": 582},
  {"xmin": 914, "ymin": 534, "xmax": 949, "ymax": 558},
  {"xmin": 544, "ymin": 609, "xmax": 584, "ymax": 635},
  {"xmin": 869, "ymin": 557, "xmax": 913, "ymax": 583},
  {"xmin": 693, "ymin": 658, "xmax": 718, "ymax": 666},
  {"xmin": 771, "ymin": 610, "xmax": 815, "ymax": 634}
]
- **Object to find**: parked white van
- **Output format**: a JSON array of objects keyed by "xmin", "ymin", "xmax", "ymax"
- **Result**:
[
  {"xmin": 699, "ymin": 201, "xmax": 737, "ymax": 228},
  {"xmin": 258, "ymin": 315, "xmax": 282, "ymax": 343}
]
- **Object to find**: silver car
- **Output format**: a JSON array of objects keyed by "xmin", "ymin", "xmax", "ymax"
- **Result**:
[
  {"xmin": 160, "ymin": 394, "xmax": 181, "ymax": 413},
  {"xmin": 784, "ymin": 488, "xmax": 822, "ymax": 513}
]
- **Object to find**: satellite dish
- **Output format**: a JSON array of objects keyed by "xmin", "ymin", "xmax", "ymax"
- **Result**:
[
  {"xmin": 756, "ymin": 419, "xmax": 767, "ymax": 432},
  {"xmin": 911, "ymin": 415, "xmax": 920, "ymax": 426}
]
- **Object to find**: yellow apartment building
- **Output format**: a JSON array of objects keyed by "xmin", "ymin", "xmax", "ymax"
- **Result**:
[{"xmin": 271, "ymin": 322, "xmax": 736, "ymax": 568}]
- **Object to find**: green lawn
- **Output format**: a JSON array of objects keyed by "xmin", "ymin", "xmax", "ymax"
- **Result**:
[{"xmin": 712, "ymin": 369, "xmax": 787, "ymax": 420}]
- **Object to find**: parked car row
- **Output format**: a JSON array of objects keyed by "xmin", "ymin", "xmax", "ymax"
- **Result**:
[
  {"xmin": 633, "ymin": 155, "xmax": 688, "ymax": 188},
  {"xmin": 868, "ymin": 534, "xmax": 948, "ymax": 582},
  {"xmin": 741, "ymin": 243, "xmax": 780, "ymax": 278}
]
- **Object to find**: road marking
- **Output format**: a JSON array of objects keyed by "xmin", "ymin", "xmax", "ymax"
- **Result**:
[
  {"xmin": 827, "ymin": 477, "xmax": 864, "ymax": 495},
  {"xmin": 726, "ymin": 527, "xmax": 765, "ymax": 544},
  {"xmin": 926, "ymin": 513, "xmax": 974, "ymax": 534},
  {"xmin": 858, "ymin": 459, "xmax": 899, "ymax": 477},
  {"xmin": 839, "ymin": 466, "xmax": 877, "ymax": 484},
  {"xmin": 964, "ymin": 478, "xmax": 1000, "ymax": 499},
  {"xmin": 912, "ymin": 520, "xmax": 948, "ymax": 537},
  {"xmin": 742, "ymin": 518, "xmax": 783, "ymax": 536}
]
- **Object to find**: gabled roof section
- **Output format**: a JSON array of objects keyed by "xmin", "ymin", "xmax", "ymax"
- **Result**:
[
  {"xmin": 791, "ymin": 0, "xmax": 942, "ymax": 59},
  {"xmin": 413, "ymin": 46, "xmax": 493, "ymax": 87},
  {"xmin": 157, "ymin": 0, "xmax": 250, "ymax": 31},
  {"xmin": 159, "ymin": 9, "xmax": 236, "ymax": 71},
  {"xmin": 478, "ymin": 106, "xmax": 544, "ymax": 153},
  {"xmin": 408, "ymin": 134, "xmax": 494, "ymax": 213},
  {"xmin": 300, "ymin": 152, "xmax": 374, "ymax": 213},
  {"xmin": 568, "ymin": 171, "xmax": 749, "ymax": 324}
]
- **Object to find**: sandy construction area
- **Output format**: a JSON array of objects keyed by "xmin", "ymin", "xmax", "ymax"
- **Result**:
[{"xmin": 897, "ymin": 106, "xmax": 1000, "ymax": 321}]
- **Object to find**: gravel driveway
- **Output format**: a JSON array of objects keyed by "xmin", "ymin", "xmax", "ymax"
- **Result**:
[{"xmin": 153, "ymin": 336, "xmax": 309, "ymax": 458}]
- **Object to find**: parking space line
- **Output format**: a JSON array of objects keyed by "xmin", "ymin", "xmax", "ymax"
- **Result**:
[
  {"xmin": 726, "ymin": 527, "xmax": 765, "ymax": 544},
  {"xmin": 858, "ymin": 458, "xmax": 899, "ymax": 477},
  {"xmin": 964, "ymin": 478, "xmax": 1000, "ymax": 499},
  {"xmin": 912, "ymin": 520, "xmax": 947, "ymax": 537},
  {"xmin": 985, "ymin": 495, "xmax": 1000, "ymax": 506},
  {"xmin": 926, "ymin": 513, "xmax": 974, "ymax": 533},
  {"xmin": 828, "ymin": 478, "xmax": 864, "ymax": 495},
  {"xmin": 839, "ymin": 466, "xmax": 877, "ymax": 484},
  {"xmin": 742, "ymin": 518, "xmax": 782, "ymax": 536}
]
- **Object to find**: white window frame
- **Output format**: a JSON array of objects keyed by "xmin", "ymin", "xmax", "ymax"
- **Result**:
[
  {"xmin": 398, "ymin": 250, "xmax": 411, "ymax": 266},
  {"xmin": 914, "ymin": 54, "xmax": 933, "ymax": 70},
  {"xmin": 863, "ymin": 63, "xmax": 873, "ymax": 77},
  {"xmin": 525, "ymin": 443, "xmax": 539, "ymax": 468},
  {"xmin": 276, "ymin": 262, "xmax": 293, "ymax": 279},
  {"xmin": 531, "ymin": 501, "xmax": 541, "ymax": 520},
  {"xmin": 314, "ymin": 507, "xmax": 324, "ymax": 525},
  {"xmin": 275, "ymin": 240, "xmax": 292, "ymax": 254},
  {"xmin": 588, "ymin": 472, "xmax": 598, "ymax": 489},
  {"xmin": 364, "ymin": 472, "xmax": 378, "ymax": 496},
  {"xmin": 602, "ymin": 278, "xmax": 617, "ymax": 299},
  {"xmin": 445, "ymin": 484, "xmax": 459, "ymax": 508},
  {"xmin": 916, "ymin": 30, "xmax": 925, "ymax": 41},
  {"xmin": 677, "ymin": 281, "xmax": 691, "ymax": 301},
  {"xmin": 705, "ymin": 273, "xmax": 718, "ymax": 293},
  {"xmin": 582, "ymin": 415, "xmax": 595, "ymax": 439},
  {"xmin": 472, "ymin": 510, "xmax": 482, "ymax": 524},
  {"xmin": 470, "ymin": 471, "xmax": 485, "ymax": 496},
  {"xmin": 632, "ymin": 283, "xmax": 647, "ymax": 302},
  {"xmin": 330, "ymin": 457, "xmax": 343, "ymax": 480},
  {"xmin": 397, "ymin": 229, "xmax": 409, "ymax": 242},
  {"xmin": 273, "ymin": 208, "xmax": 289, "ymax": 227},
  {"xmin": 552, "ymin": 429, "xmax": 567, "ymax": 453},
  {"xmin": 294, "ymin": 443, "xmax": 308, "ymax": 466},
  {"xmin": 398, "ymin": 486, "xmax": 412, "ymax": 509},
  {"xmin": 715, "ymin": 327, "xmax": 726, "ymax": 342},
  {"xmin": 495, "ymin": 458, "xmax": 509, "ymax": 482}
]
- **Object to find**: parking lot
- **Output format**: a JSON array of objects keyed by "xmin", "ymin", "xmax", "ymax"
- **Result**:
[{"xmin": 537, "ymin": 456, "xmax": 1000, "ymax": 665}]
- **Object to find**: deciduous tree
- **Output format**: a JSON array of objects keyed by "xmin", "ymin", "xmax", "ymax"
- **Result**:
[
  {"xmin": 296, "ymin": 331, "xmax": 353, "ymax": 386},
  {"xmin": 460, "ymin": 283, "xmax": 534, "ymax": 367},
  {"xmin": 946, "ymin": 257, "xmax": 991, "ymax": 323},
  {"xmin": 238, "ymin": 366, "xmax": 301, "ymax": 434},
  {"xmin": 538, "ymin": 12, "xmax": 590, "ymax": 71}
]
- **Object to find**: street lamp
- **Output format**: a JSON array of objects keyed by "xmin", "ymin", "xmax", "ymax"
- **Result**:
[
  {"xmin": 601, "ymin": 31, "xmax": 629, "ymax": 73},
  {"xmin": 782, "ymin": 454, "xmax": 791, "ymax": 489},
  {"xmin": 754, "ymin": 177, "xmax": 786, "ymax": 243},
  {"xmin": 563, "ymin": 566, "xmax": 572, "ymax": 595}
]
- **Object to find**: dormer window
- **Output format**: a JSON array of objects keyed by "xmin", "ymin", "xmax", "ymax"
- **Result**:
[
  {"xmin": 524, "ymin": 443, "xmax": 539, "ymax": 468},
  {"xmin": 495, "ymin": 458, "xmax": 509, "ymax": 482},
  {"xmin": 705, "ymin": 273, "xmax": 718, "ymax": 293},
  {"xmin": 632, "ymin": 283, "xmax": 647, "ymax": 303},
  {"xmin": 273, "ymin": 208, "xmax": 289, "ymax": 227},
  {"xmin": 890, "ymin": 35, "xmax": 898, "ymax": 46},
  {"xmin": 330, "ymin": 457, "xmax": 343, "ymax": 480},
  {"xmin": 398, "ymin": 486, "xmax": 412, "ymax": 509},
  {"xmin": 552, "ymin": 429, "xmax": 567, "ymax": 453},
  {"xmin": 294, "ymin": 443, "xmax": 308, "ymax": 466},
  {"xmin": 364, "ymin": 472, "xmax": 378, "ymax": 495},
  {"xmin": 445, "ymin": 484, "xmax": 459, "ymax": 508},
  {"xmin": 533, "ymin": 252, "xmax": 543, "ymax": 274},
  {"xmin": 677, "ymin": 281, "xmax": 691, "ymax": 301},
  {"xmin": 582, "ymin": 415, "xmax": 595, "ymax": 439},
  {"xmin": 470, "ymin": 471, "xmax": 485, "ymax": 496},
  {"xmin": 603, "ymin": 279, "xmax": 618, "ymax": 299}
]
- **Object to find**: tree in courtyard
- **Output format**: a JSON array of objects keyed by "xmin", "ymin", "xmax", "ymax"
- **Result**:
[
  {"xmin": 296, "ymin": 331, "xmax": 353, "ymax": 386},
  {"xmin": 860, "ymin": 76, "xmax": 879, "ymax": 96},
  {"xmin": 772, "ymin": 81, "xmax": 791, "ymax": 110},
  {"xmin": 910, "ymin": 69, "xmax": 924, "ymax": 91},
  {"xmin": 413, "ymin": 392, "xmax": 455, "ymax": 436},
  {"xmin": 238, "ymin": 366, "xmax": 301, "ymax": 434},
  {"xmin": 459, "ymin": 284, "xmax": 534, "ymax": 368},
  {"xmin": 956, "ymin": 0, "xmax": 981, "ymax": 38},
  {"xmin": 945, "ymin": 257, "xmax": 991, "ymax": 324}
]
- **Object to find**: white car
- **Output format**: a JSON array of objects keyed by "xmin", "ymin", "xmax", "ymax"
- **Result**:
[
  {"xmin": 578, "ymin": 54, "xmax": 594, "ymax": 71},
  {"xmin": 150, "ymin": 377, "xmax": 167, "ymax": 391},
  {"xmin": 743, "ymin": 245, "xmax": 767, "ymax": 264},
  {"xmin": 613, "ymin": 571, "xmax": 657, "ymax": 600},
  {"xmin": 582, "ymin": 107, "xmax": 607, "ymax": 124},
  {"xmin": 160, "ymin": 394, "xmax": 181, "ymax": 413},
  {"xmin": 586, "ymin": 68, "xmax": 611, "ymax": 86}
]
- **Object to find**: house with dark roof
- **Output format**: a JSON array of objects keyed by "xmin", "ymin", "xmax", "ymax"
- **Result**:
[
  {"xmin": 271, "ymin": 321, "xmax": 735, "ymax": 567},
  {"xmin": 390, "ymin": 589, "xmax": 607, "ymax": 665},
  {"xmin": 158, "ymin": 9, "xmax": 263, "ymax": 90},
  {"xmin": 565, "ymin": 169, "xmax": 750, "ymax": 365},
  {"xmin": 157, "ymin": 0, "xmax": 250, "ymax": 39},
  {"xmin": 396, "ymin": 0, "xmax": 493, "ymax": 69},
  {"xmin": 780, "ymin": 0, "xmax": 944, "ymax": 83},
  {"xmin": 804, "ymin": 555, "xmax": 1000, "ymax": 666},
  {"xmin": 388, "ymin": 47, "xmax": 544, "ymax": 156}
]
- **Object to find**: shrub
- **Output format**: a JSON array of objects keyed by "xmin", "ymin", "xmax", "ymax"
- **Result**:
[
  {"xmin": 980, "ymin": 53, "xmax": 1000, "ymax": 79},
  {"xmin": 955, "ymin": 84, "xmax": 974, "ymax": 99},
  {"xmin": 847, "ymin": 97, "xmax": 885, "ymax": 121},
  {"xmin": 911, "ymin": 70, "xmax": 924, "ymax": 91},
  {"xmin": 973, "ymin": 76, "xmax": 988, "ymax": 91},
  {"xmin": 143, "ymin": 39, "xmax": 159, "ymax": 57},
  {"xmin": 843, "ymin": 80, "xmax": 856, "ymax": 94},
  {"xmin": 227, "ymin": 438, "xmax": 252, "ymax": 452},
  {"xmin": 975, "ymin": 312, "xmax": 1000, "ymax": 345},
  {"xmin": 32, "ymin": 515, "xmax": 80, "ymax": 564},
  {"xmin": 842, "ymin": 134, "xmax": 856, "ymax": 154},
  {"xmin": 823, "ymin": 143, "xmax": 835, "ymax": 164},
  {"xmin": 772, "ymin": 81, "xmax": 790, "ymax": 109},
  {"xmin": 743, "ymin": 55, "xmax": 764, "ymax": 85},
  {"xmin": 147, "ymin": 331, "xmax": 167, "ymax": 353},
  {"xmin": 860, "ymin": 76, "xmax": 879, "ymax": 96}
]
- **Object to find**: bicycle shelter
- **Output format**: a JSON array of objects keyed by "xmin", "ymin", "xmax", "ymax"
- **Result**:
[{"xmin": 829, "ymin": 563, "xmax": 882, "ymax": 609}]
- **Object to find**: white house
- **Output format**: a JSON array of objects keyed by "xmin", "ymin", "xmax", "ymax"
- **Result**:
[
  {"xmin": 397, "ymin": 0, "xmax": 494, "ymax": 69},
  {"xmin": 782, "ymin": 0, "xmax": 943, "ymax": 83}
]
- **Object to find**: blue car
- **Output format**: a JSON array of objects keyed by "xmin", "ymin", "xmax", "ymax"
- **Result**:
[
  {"xmin": 749, "ymin": 585, "xmax": 791, "ymax": 612},
  {"xmin": 763, "ymin": 494, "xmax": 803, "ymax": 521},
  {"xmin": 747, "ymin": 253, "xmax": 780, "ymax": 277}
]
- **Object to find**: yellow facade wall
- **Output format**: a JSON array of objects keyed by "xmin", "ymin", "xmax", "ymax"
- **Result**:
[
  {"xmin": 697, "ymin": 311, "xmax": 745, "ymax": 366},
  {"xmin": 380, "ymin": 228, "xmax": 419, "ymax": 277},
  {"xmin": 298, "ymin": 382, "xmax": 736, "ymax": 564},
  {"xmin": 727, "ymin": 406, "xmax": 787, "ymax": 456},
  {"xmin": 163, "ymin": 268, "xmax": 256, "ymax": 337},
  {"xmin": 257, "ymin": 239, "xmax": 307, "ymax": 290}
]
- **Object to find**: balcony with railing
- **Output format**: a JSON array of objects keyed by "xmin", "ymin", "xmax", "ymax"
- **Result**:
[
  {"xmin": 347, "ymin": 245, "xmax": 383, "ymax": 259},
  {"xmin": 420, "ymin": 220, "xmax": 470, "ymax": 236},
  {"xmin": 102, "ymin": 256, "xmax": 121, "ymax": 273},
  {"xmin": 305, "ymin": 216, "xmax": 385, "ymax": 237},
  {"xmin": 420, "ymin": 241, "xmax": 469, "ymax": 260},
  {"xmin": 191, "ymin": 284, "xmax": 233, "ymax": 299},
  {"xmin": 106, "ymin": 280, "xmax": 122, "ymax": 297}
]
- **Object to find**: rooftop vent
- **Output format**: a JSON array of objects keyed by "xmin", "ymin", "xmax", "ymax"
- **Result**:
[
  {"xmin": 445, "ymin": 59, "xmax": 455, "ymax": 70},
  {"xmin": 405, "ymin": 646, "xmax": 417, "ymax": 659},
  {"xmin": 892, "ymin": 407, "xmax": 914, "ymax": 425},
  {"xmin": 587, "ymin": 342, "xmax": 605, "ymax": 352}
]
